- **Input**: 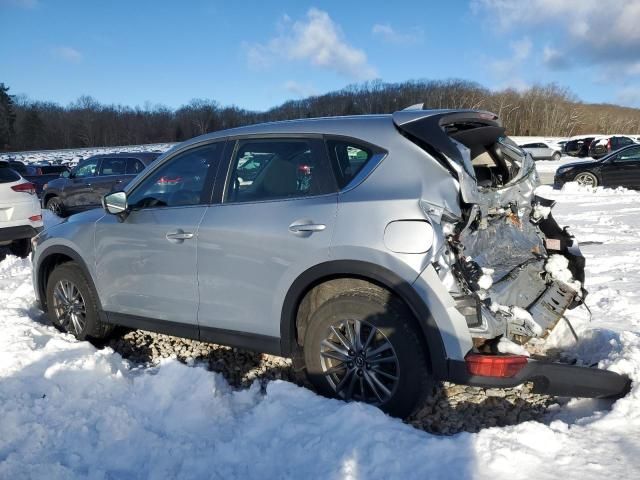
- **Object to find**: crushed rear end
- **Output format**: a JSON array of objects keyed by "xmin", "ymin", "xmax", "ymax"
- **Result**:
[{"xmin": 393, "ymin": 108, "xmax": 630, "ymax": 398}]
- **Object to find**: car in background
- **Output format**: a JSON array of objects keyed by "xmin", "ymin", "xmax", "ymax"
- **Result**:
[
  {"xmin": 519, "ymin": 142, "xmax": 562, "ymax": 161},
  {"xmin": 42, "ymin": 152, "xmax": 160, "ymax": 216},
  {"xmin": 588, "ymin": 135, "xmax": 636, "ymax": 159},
  {"xmin": 554, "ymin": 144, "xmax": 640, "ymax": 189},
  {"xmin": 0, "ymin": 162, "xmax": 43, "ymax": 258},
  {"xmin": 564, "ymin": 136, "xmax": 597, "ymax": 157},
  {"xmin": 7, "ymin": 161, "xmax": 70, "ymax": 196}
]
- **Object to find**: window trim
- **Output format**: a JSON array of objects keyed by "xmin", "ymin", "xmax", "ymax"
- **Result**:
[
  {"xmin": 323, "ymin": 134, "xmax": 388, "ymax": 193},
  {"xmin": 220, "ymin": 135, "xmax": 338, "ymax": 205}
]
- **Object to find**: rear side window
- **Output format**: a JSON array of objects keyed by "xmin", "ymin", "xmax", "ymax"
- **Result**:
[
  {"xmin": 226, "ymin": 138, "xmax": 335, "ymax": 203},
  {"xmin": 126, "ymin": 158, "xmax": 146, "ymax": 174},
  {"xmin": 99, "ymin": 158, "xmax": 127, "ymax": 176},
  {"xmin": 325, "ymin": 139, "xmax": 374, "ymax": 189},
  {"xmin": 0, "ymin": 167, "xmax": 21, "ymax": 184}
]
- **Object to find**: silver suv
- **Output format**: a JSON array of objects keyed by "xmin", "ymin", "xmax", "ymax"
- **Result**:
[{"xmin": 32, "ymin": 108, "xmax": 630, "ymax": 418}]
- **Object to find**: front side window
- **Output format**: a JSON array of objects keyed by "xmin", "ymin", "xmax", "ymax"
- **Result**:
[
  {"xmin": 226, "ymin": 138, "xmax": 335, "ymax": 203},
  {"xmin": 325, "ymin": 139, "xmax": 374, "ymax": 189},
  {"xmin": 99, "ymin": 158, "xmax": 127, "ymax": 176},
  {"xmin": 127, "ymin": 143, "xmax": 221, "ymax": 209},
  {"xmin": 74, "ymin": 158, "xmax": 99, "ymax": 178}
]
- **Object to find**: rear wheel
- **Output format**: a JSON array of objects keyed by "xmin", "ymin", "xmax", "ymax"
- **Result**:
[
  {"xmin": 302, "ymin": 288, "xmax": 433, "ymax": 418},
  {"xmin": 9, "ymin": 239, "xmax": 30, "ymax": 258},
  {"xmin": 552, "ymin": 152, "xmax": 561, "ymax": 161},
  {"xmin": 46, "ymin": 262, "xmax": 112, "ymax": 340},
  {"xmin": 46, "ymin": 196, "xmax": 64, "ymax": 217},
  {"xmin": 574, "ymin": 172, "xmax": 598, "ymax": 187}
]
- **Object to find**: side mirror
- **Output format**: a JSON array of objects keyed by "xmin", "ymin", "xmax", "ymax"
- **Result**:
[
  {"xmin": 60, "ymin": 170, "xmax": 71, "ymax": 178},
  {"xmin": 103, "ymin": 191, "xmax": 128, "ymax": 215}
]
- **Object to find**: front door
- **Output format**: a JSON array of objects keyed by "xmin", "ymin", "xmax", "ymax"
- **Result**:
[
  {"xmin": 602, "ymin": 146, "xmax": 640, "ymax": 188},
  {"xmin": 64, "ymin": 157, "xmax": 100, "ymax": 210},
  {"xmin": 94, "ymin": 142, "xmax": 223, "ymax": 327},
  {"xmin": 197, "ymin": 137, "xmax": 338, "ymax": 340}
]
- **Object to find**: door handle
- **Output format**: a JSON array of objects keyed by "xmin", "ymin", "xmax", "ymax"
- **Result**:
[
  {"xmin": 288, "ymin": 222, "xmax": 326, "ymax": 234},
  {"xmin": 166, "ymin": 229, "xmax": 194, "ymax": 243}
]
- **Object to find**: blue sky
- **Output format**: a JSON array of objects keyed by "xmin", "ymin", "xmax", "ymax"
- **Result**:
[{"xmin": 1, "ymin": 0, "xmax": 640, "ymax": 111}]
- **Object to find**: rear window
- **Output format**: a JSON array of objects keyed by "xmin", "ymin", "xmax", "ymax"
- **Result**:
[
  {"xmin": 325, "ymin": 139, "xmax": 375, "ymax": 189},
  {"xmin": 41, "ymin": 165, "xmax": 69, "ymax": 174},
  {"xmin": 0, "ymin": 167, "xmax": 21, "ymax": 184}
]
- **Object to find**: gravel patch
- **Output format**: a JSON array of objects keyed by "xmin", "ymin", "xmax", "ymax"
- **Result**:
[{"xmin": 105, "ymin": 328, "xmax": 554, "ymax": 435}]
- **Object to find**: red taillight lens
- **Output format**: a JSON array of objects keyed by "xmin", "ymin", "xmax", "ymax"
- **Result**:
[
  {"xmin": 465, "ymin": 353, "xmax": 528, "ymax": 378},
  {"xmin": 11, "ymin": 182, "xmax": 36, "ymax": 195},
  {"xmin": 29, "ymin": 214, "xmax": 42, "ymax": 222},
  {"xmin": 298, "ymin": 165, "xmax": 311, "ymax": 175},
  {"xmin": 607, "ymin": 138, "xmax": 612, "ymax": 150}
]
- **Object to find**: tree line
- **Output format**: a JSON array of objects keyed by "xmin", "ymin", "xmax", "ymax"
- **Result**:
[{"xmin": 1, "ymin": 79, "xmax": 640, "ymax": 152}]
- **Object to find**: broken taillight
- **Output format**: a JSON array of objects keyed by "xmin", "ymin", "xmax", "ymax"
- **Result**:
[{"xmin": 465, "ymin": 353, "xmax": 528, "ymax": 378}]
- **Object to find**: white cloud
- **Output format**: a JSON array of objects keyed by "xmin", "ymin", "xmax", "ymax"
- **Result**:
[
  {"xmin": 283, "ymin": 80, "xmax": 317, "ymax": 98},
  {"xmin": 246, "ymin": 8, "xmax": 377, "ymax": 80},
  {"xmin": 488, "ymin": 37, "xmax": 532, "ymax": 90},
  {"xmin": 616, "ymin": 87, "xmax": 640, "ymax": 107},
  {"xmin": 371, "ymin": 24, "xmax": 423, "ymax": 45},
  {"xmin": 473, "ymin": 0, "xmax": 640, "ymax": 73},
  {"xmin": 52, "ymin": 46, "xmax": 83, "ymax": 63}
]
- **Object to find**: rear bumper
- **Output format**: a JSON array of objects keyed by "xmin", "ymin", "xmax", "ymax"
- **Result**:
[
  {"xmin": 0, "ymin": 225, "xmax": 43, "ymax": 243},
  {"xmin": 447, "ymin": 358, "xmax": 631, "ymax": 399}
]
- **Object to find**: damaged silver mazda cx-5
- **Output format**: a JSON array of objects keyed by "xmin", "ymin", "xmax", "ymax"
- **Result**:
[{"xmin": 32, "ymin": 107, "xmax": 630, "ymax": 418}]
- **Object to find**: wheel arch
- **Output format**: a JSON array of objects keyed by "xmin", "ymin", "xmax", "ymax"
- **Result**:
[
  {"xmin": 36, "ymin": 245, "xmax": 101, "ymax": 312},
  {"xmin": 280, "ymin": 260, "xmax": 448, "ymax": 376}
]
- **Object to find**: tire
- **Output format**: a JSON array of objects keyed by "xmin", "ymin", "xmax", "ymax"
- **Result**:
[
  {"xmin": 302, "ymin": 288, "xmax": 433, "ymax": 418},
  {"xmin": 46, "ymin": 262, "xmax": 113, "ymax": 340},
  {"xmin": 552, "ymin": 152, "xmax": 561, "ymax": 161},
  {"xmin": 9, "ymin": 239, "xmax": 31, "ymax": 258},
  {"xmin": 574, "ymin": 171, "xmax": 598, "ymax": 188},
  {"xmin": 46, "ymin": 196, "xmax": 65, "ymax": 217}
]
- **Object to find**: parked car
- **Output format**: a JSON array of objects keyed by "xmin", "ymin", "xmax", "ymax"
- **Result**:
[
  {"xmin": 588, "ymin": 135, "xmax": 635, "ymax": 159},
  {"xmin": 32, "ymin": 109, "xmax": 630, "ymax": 418},
  {"xmin": 42, "ymin": 152, "xmax": 160, "ymax": 216},
  {"xmin": 554, "ymin": 144, "xmax": 640, "ymax": 189},
  {"xmin": 0, "ymin": 162, "xmax": 43, "ymax": 258},
  {"xmin": 519, "ymin": 142, "xmax": 562, "ymax": 161},
  {"xmin": 564, "ymin": 136, "xmax": 597, "ymax": 157},
  {"xmin": 7, "ymin": 161, "xmax": 70, "ymax": 196}
]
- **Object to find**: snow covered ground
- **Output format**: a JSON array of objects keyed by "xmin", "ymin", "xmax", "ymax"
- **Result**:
[{"xmin": 1, "ymin": 184, "xmax": 640, "ymax": 478}]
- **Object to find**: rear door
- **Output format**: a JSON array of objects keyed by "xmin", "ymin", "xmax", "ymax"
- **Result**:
[
  {"xmin": 196, "ymin": 136, "xmax": 338, "ymax": 341},
  {"xmin": 602, "ymin": 146, "xmax": 640, "ymax": 187},
  {"xmin": 93, "ymin": 157, "xmax": 127, "ymax": 200}
]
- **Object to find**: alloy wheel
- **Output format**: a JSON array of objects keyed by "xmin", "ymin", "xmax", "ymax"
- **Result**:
[
  {"xmin": 52, "ymin": 279, "xmax": 87, "ymax": 336},
  {"xmin": 319, "ymin": 319, "xmax": 400, "ymax": 405},
  {"xmin": 575, "ymin": 172, "xmax": 597, "ymax": 187}
]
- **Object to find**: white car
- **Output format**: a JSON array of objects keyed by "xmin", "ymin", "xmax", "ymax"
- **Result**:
[
  {"xmin": 0, "ymin": 163, "xmax": 43, "ymax": 258},
  {"xmin": 519, "ymin": 142, "xmax": 562, "ymax": 161}
]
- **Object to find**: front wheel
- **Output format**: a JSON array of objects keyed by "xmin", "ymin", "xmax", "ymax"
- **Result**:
[
  {"xmin": 46, "ymin": 262, "xmax": 112, "ymax": 340},
  {"xmin": 302, "ymin": 289, "xmax": 433, "ymax": 418},
  {"xmin": 552, "ymin": 152, "xmax": 561, "ymax": 161},
  {"xmin": 574, "ymin": 172, "xmax": 598, "ymax": 187},
  {"xmin": 46, "ymin": 196, "xmax": 65, "ymax": 217}
]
